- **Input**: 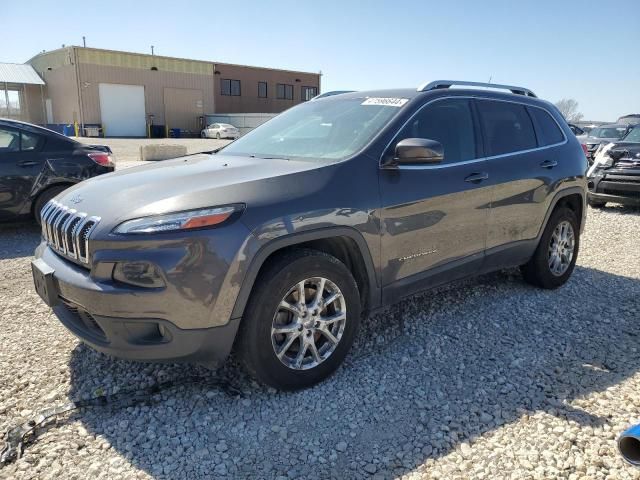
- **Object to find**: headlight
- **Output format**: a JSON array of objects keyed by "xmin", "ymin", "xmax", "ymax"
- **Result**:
[{"xmin": 113, "ymin": 205, "xmax": 242, "ymax": 234}]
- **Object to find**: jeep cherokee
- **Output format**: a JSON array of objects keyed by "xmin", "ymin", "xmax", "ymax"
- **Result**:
[{"xmin": 32, "ymin": 80, "xmax": 587, "ymax": 390}]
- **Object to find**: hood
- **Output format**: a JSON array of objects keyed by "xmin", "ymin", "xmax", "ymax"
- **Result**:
[{"xmin": 56, "ymin": 153, "xmax": 328, "ymax": 227}]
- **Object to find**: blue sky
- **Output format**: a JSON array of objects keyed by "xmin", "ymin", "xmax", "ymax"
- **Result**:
[{"xmin": 5, "ymin": 0, "xmax": 639, "ymax": 121}]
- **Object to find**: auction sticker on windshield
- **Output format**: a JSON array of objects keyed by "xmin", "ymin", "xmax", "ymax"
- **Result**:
[{"xmin": 361, "ymin": 97, "xmax": 409, "ymax": 107}]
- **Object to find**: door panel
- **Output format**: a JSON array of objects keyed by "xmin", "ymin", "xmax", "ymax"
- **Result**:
[
  {"xmin": 378, "ymin": 98, "xmax": 490, "ymax": 296},
  {"xmin": 0, "ymin": 128, "xmax": 45, "ymax": 219},
  {"xmin": 476, "ymin": 99, "xmax": 557, "ymax": 253},
  {"xmin": 99, "ymin": 83, "xmax": 146, "ymax": 137}
]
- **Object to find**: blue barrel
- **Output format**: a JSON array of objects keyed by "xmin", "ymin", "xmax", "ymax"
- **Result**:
[
  {"xmin": 62, "ymin": 124, "xmax": 75, "ymax": 136},
  {"xmin": 170, "ymin": 128, "xmax": 181, "ymax": 138}
]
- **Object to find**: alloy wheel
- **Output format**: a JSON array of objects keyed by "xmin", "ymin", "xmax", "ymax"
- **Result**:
[
  {"xmin": 547, "ymin": 220, "xmax": 575, "ymax": 276},
  {"xmin": 271, "ymin": 277, "xmax": 346, "ymax": 370}
]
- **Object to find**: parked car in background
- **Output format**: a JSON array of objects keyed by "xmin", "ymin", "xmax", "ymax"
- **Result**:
[
  {"xmin": 201, "ymin": 123, "xmax": 240, "ymax": 140},
  {"xmin": 587, "ymin": 126, "xmax": 640, "ymax": 207},
  {"xmin": 617, "ymin": 114, "xmax": 640, "ymax": 126},
  {"xmin": 31, "ymin": 80, "xmax": 587, "ymax": 390},
  {"xmin": 0, "ymin": 119, "xmax": 114, "ymax": 223},
  {"xmin": 583, "ymin": 123, "xmax": 633, "ymax": 162},
  {"xmin": 569, "ymin": 123, "xmax": 587, "ymax": 142}
]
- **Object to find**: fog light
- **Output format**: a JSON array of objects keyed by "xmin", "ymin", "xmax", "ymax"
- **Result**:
[{"xmin": 113, "ymin": 261, "xmax": 165, "ymax": 288}]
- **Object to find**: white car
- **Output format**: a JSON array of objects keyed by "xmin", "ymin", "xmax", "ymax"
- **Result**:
[{"xmin": 201, "ymin": 123, "xmax": 240, "ymax": 140}]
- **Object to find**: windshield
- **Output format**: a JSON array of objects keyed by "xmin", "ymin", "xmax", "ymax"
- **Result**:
[
  {"xmin": 622, "ymin": 127, "xmax": 640, "ymax": 143},
  {"xmin": 590, "ymin": 127, "xmax": 627, "ymax": 139},
  {"xmin": 220, "ymin": 97, "xmax": 407, "ymax": 161}
]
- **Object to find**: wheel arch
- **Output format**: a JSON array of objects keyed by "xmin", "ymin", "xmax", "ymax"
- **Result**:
[
  {"xmin": 29, "ymin": 182, "xmax": 75, "ymax": 218},
  {"xmin": 231, "ymin": 227, "xmax": 380, "ymax": 320},
  {"xmin": 537, "ymin": 187, "xmax": 586, "ymax": 240}
]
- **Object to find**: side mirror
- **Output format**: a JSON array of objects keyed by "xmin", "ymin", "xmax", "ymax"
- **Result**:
[{"xmin": 385, "ymin": 138, "xmax": 444, "ymax": 168}]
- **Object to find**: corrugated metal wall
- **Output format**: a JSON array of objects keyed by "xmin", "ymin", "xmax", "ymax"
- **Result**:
[{"xmin": 78, "ymin": 63, "xmax": 214, "ymax": 127}]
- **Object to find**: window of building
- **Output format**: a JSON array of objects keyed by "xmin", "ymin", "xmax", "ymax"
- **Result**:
[
  {"xmin": 528, "ymin": 107, "xmax": 565, "ymax": 146},
  {"xmin": 476, "ymin": 100, "xmax": 537, "ymax": 156},
  {"xmin": 258, "ymin": 82, "xmax": 268, "ymax": 98},
  {"xmin": 277, "ymin": 84, "xmax": 294, "ymax": 100},
  {"xmin": 392, "ymin": 98, "xmax": 477, "ymax": 163},
  {"xmin": 301, "ymin": 86, "xmax": 318, "ymax": 101},
  {"xmin": 221, "ymin": 79, "xmax": 241, "ymax": 96}
]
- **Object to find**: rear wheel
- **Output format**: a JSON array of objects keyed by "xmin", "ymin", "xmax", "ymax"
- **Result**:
[
  {"xmin": 33, "ymin": 185, "xmax": 70, "ymax": 225},
  {"xmin": 521, "ymin": 207, "xmax": 580, "ymax": 289},
  {"xmin": 216, "ymin": 132, "xmax": 221, "ymax": 140},
  {"xmin": 201, "ymin": 131, "xmax": 207, "ymax": 138},
  {"xmin": 237, "ymin": 249, "xmax": 361, "ymax": 390}
]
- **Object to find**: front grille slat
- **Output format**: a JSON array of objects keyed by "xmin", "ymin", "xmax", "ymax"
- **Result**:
[{"xmin": 41, "ymin": 200, "xmax": 100, "ymax": 266}]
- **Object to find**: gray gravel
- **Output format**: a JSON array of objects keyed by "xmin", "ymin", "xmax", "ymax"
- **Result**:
[{"xmin": 1, "ymin": 205, "xmax": 640, "ymax": 480}]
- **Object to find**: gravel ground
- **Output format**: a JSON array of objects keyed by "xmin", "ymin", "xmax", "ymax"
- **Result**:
[
  {"xmin": 1, "ymin": 205, "xmax": 640, "ymax": 480},
  {"xmin": 73, "ymin": 137, "xmax": 232, "ymax": 168}
]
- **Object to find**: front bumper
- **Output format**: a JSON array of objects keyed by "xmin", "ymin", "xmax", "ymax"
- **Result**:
[
  {"xmin": 32, "ymin": 233, "xmax": 246, "ymax": 365},
  {"xmin": 53, "ymin": 299, "xmax": 240, "ymax": 365},
  {"xmin": 588, "ymin": 170, "xmax": 640, "ymax": 206}
]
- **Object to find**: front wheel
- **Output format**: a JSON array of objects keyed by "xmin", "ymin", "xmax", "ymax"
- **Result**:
[
  {"xmin": 521, "ymin": 206, "xmax": 580, "ymax": 289},
  {"xmin": 216, "ymin": 132, "xmax": 221, "ymax": 140},
  {"xmin": 237, "ymin": 249, "xmax": 361, "ymax": 390}
]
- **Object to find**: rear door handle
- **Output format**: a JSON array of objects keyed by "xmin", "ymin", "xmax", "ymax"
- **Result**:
[
  {"xmin": 540, "ymin": 160, "xmax": 558, "ymax": 169},
  {"xmin": 464, "ymin": 172, "xmax": 489, "ymax": 184},
  {"xmin": 18, "ymin": 160, "xmax": 39, "ymax": 167}
]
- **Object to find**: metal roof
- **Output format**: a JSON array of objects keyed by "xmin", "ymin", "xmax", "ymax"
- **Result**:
[{"xmin": 0, "ymin": 63, "xmax": 44, "ymax": 85}]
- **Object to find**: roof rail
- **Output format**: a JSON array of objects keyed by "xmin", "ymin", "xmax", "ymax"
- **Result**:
[{"xmin": 417, "ymin": 80, "xmax": 537, "ymax": 98}]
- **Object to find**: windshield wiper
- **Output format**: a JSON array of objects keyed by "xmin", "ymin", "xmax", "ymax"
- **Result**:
[{"xmin": 250, "ymin": 155, "xmax": 290, "ymax": 160}]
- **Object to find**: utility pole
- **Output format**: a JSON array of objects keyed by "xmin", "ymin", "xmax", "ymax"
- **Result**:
[
  {"xmin": 82, "ymin": 36, "xmax": 86, "ymax": 47},
  {"xmin": 151, "ymin": 45, "xmax": 155, "ymax": 56}
]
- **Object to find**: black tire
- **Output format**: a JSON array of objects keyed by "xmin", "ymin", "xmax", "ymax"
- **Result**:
[
  {"xmin": 33, "ymin": 185, "xmax": 70, "ymax": 225},
  {"xmin": 237, "ymin": 249, "xmax": 361, "ymax": 390},
  {"xmin": 521, "ymin": 207, "xmax": 580, "ymax": 289},
  {"xmin": 216, "ymin": 132, "xmax": 221, "ymax": 140}
]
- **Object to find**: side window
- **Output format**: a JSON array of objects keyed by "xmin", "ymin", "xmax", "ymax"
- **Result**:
[
  {"xmin": 529, "ymin": 107, "xmax": 565, "ymax": 146},
  {"xmin": 0, "ymin": 127, "xmax": 20, "ymax": 152},
  {"xmin": 21, "ymin": 132, "xmax": 43, "ymax": 151},
  {"xmin": 394, "ymin": 98, "xmax": 477, "ymax": 163},
  {"xmin": 477, "ymin": 100, "xmax": 537, "ymax": 156}
]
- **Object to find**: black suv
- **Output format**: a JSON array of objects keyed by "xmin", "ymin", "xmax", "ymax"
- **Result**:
[
  {"xmin": 587, "ymin": 126, "xmax": 640, "ymax": 207},
  {"xmin": 32, "ymin": 81, "xmax": 587, "ymax": 390},
  {"xmin": 0, "ymin": 119, "xmax": 114, "ymax": 222}
]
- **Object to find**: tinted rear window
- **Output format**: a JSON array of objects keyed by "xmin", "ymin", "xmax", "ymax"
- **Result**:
[
  {"xmin": 477, "ymin": 100, "xmax": 537, "ymax": 156},
  {"xmin": 529, "ymin": 107, "xmax": 564, "ymax": 146}
]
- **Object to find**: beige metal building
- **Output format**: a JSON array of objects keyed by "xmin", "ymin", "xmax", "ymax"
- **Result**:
[
  {"xmin": 26, "ymin": 46, "xmax": 321, "ymax": 137},
  {"xmin": 0, "ymin": 63, "xmax": 46, "ymax": 122}
]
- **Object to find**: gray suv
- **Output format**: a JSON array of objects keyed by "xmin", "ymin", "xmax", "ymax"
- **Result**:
[{"xmin": 32, "ymin": 80, "xmax": 587, "ymax": 390}]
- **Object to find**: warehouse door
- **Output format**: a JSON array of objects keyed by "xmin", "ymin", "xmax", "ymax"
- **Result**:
[
  {"xmin": 164, "ymin": 88, "xmax": 204, "ymax": 134},
  {"xmin": 99, "ymin": 83, "xmax": 146, "ymax": 137}
]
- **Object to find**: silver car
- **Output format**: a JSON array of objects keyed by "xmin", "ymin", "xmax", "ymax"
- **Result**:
[
  {"xmin": 583, "ymin": 123, "xmax": 631, "ymax": 162},
  {"xmin": 201, "ymin": 123, "xmax": 240, "ymax": 140}
]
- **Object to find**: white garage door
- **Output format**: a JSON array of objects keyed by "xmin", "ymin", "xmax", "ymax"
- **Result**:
[{"xmin": 99, "ymin": 83, "xmax": 146, "ymax": 137}]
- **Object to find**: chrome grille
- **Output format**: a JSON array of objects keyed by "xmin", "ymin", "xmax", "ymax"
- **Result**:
[{"xmin": 41, "ymin": 200, "xmax": 100, "ymax": 265}]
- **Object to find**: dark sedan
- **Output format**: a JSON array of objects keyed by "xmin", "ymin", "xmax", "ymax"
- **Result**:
[{"xmin": 0, "ymin": 119, "xmax": 114, "ymax": 222}]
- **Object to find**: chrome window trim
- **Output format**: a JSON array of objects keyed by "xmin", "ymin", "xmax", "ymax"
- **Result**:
[{"xmin": 381, "ymin": 95, "xmax": 568, "ymax": 170}]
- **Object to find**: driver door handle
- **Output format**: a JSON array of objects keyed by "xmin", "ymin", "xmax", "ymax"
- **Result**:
[
  {"xmin": 18, "ymin": 160, "xmax": 39, "ymax": 167},
  {"xmin": 540, "ymin": 160, "xmax": 558, "ymax": 169},
  {"xmin": 464, "ymin": 172, "xmax": 489, "ymax": 184}
]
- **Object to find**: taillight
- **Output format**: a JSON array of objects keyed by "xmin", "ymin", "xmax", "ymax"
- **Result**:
[
  {"xmin": 580, "ymin": 144, "xmax": 588, "ymax": 157},
  {"xmin": 88, "ymin": 152, "xmax": 114, "ymax": 167}
]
